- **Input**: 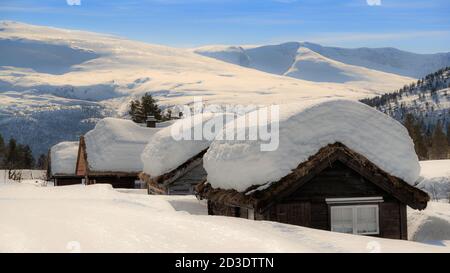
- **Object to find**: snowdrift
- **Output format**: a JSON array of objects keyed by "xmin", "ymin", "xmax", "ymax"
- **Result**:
[{"xmin": 204, "ymin": 99, "xmax": 420, "ymax": 192}]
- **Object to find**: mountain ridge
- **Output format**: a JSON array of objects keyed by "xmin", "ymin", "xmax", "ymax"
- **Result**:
[{"xmin": 193, "ymin": 41, "xmax": 450, "ymax": 80}]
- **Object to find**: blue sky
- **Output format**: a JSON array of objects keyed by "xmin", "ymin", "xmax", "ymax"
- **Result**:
[{"xmin": 1, "ymin": 0, "xmax": 449, "ymax": 53}]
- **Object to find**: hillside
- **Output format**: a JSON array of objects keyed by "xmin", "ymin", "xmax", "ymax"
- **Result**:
[
  {"xmin": 361, "ymin": 67, "xmax": 450, "ymax": 132},
  {"xmin": 194, "ymin": 42, "xmax": 450, "ymax": 80},
  {"xmin": 0, "ymin": 21, "xmax": 418, "ymax": 156},
  {"xmin": 361, "ymin": 67, "xmax": 450, "ymax": 160}
]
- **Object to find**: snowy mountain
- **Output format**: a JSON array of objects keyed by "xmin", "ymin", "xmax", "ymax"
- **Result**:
[
  {"xmin": 194, "ymin": 42, "xmax": 450, "ymax": 80},
  {"xmin": 0, "ymin": 21, "xmax": 433, "ymax": 156}
]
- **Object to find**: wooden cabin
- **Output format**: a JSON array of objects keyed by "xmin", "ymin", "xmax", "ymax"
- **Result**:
[
  {"xmin": 197, "ymin": 143, "xmax": 429, "ymax": 240},
  {"xmin": 75, "ymin": 118, "xmax": 159, "ymax": 189},
  {"xmin": 48, "ymin": 141, "xmax": 83, "ymax": 186},
  {"xmin": 75, "ymin": 135, "xmax": 143, "ymax": 188},
  {"xmin": 140, "ymin": 149, "xmax": 207, "ymax": 195}
]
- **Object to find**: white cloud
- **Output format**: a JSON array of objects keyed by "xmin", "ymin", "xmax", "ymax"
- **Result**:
[
  {"xmin": 366, "ymin": 0, "xmax": 381, "ymax": 6},
  {"xmin": 66, "ymin": 0, "xmax": 81, "ymax": 6}
]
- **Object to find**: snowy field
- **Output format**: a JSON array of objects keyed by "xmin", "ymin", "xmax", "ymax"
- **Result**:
[{"xmin": 0, "ymin": 183, "xmax": 449, "ymax": 253}]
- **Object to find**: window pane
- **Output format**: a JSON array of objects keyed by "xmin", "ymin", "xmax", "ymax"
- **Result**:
[
  {"xmin": 356, "ymin": 206, "xmax": 378, "ymax": 234},
  {"xmin": 331, "ymin": 207, "xmax": 353, "ymax": 234}
]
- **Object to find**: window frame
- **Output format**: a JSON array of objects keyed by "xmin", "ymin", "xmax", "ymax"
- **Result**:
[{"xmin": 330, "ymin": 204, "xmax": 380, "ymax": 235}]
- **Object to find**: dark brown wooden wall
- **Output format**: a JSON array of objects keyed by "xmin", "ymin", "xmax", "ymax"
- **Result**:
[
  {"xmin": 208, "ymin": 160, "xmax": 408, "ymax": 240},
  {"xmin": 54, "ymin": 177, "xmax": 83, "ymax": 186},
  {"xmin": 90, "ymin": 176, "xmax": 137, "ymax": 189}
]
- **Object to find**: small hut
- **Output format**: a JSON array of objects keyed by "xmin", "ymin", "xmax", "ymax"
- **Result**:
[
  {"xmin": 76, "ymin": 118, "xmax": 159, "ymax": 188},
  {"xmin": 140, "ymin": 113, "xmax": 231, "ymax": 195},
  {"xmin": 48, "ymin": 141, "xmax": 83, "ymax": 186},
  {"xmin": 197, "ymin": 100, "xmax": 429, "ymax": 240}
]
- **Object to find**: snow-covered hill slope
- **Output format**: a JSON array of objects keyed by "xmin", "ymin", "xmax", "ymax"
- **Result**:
[
  {"xmin": 362, "ymin": 66, "xmax": 450, "ymax": 132},
  {"xmin": 194, "ymin": 42, "xmax": 450, "ymax": 80},
  {"xmin": 416, "ymin": 160, "xmax": 450, "ymax": 201},
  {"xmin": 0, "ymin": 21, "xmax": 417, "ymax": 155},
  {"xmin": 284, "ymin": 47, "xmax": 412, "ymax": 85},
  {"xmin": 0, "ymin": 183, "xmax": 448, "ymax": 252}
]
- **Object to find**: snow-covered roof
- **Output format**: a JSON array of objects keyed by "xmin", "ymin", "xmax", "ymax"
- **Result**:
[
  {"xmin": 141, "ymin": 113, "xmax": 232, "ymax": 177},
  {"xmin": 84, "ymin": 118, "xmax": 159, "ymax": 173},
  {"xmin": 204, "ymin": 99, "xmax": 421, "ymax": 192},
  {"xmin": 50, "ymin": 141, "xmax": 79, "ymax": 176}
]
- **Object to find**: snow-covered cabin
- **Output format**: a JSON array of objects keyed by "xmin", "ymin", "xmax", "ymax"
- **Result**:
[
  {"xmin": 75, "ymin": 118, "xmax": 159, "ymax": 188},
  {"xmin": 140, "ymin": 113, "xmax": 231, "ymax": 195},
  {"xmin": 197, "ymin": 99, "xmax": 430, "ymax": 240},
  {"xmin": 48, "ymin": 141, "xmax": 82, "ymax": 186}
]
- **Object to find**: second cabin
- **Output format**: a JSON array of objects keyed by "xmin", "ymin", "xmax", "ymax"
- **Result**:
[
  {"xmin": 140, "ymin": 113, "xmax": 231, "ymax": 195},
  {"xmin": 76, "ymin": 118, "xmax": 159, "ymax": 188}
]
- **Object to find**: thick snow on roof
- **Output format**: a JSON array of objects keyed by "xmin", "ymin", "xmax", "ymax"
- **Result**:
[
  {"xmin": 204, "ymin": 99, "xmax": 420, "ymax": 192},
  {"xmin": 50, "ymin": 141, "xmax": 79, "ymax": 176},
  {"xmin": 141, "ymin": 113, "xmax": 231, "ymax": 177},
  {"xmin": 84, "ymin": 118, "xmax": 159, "ymax": 173}
]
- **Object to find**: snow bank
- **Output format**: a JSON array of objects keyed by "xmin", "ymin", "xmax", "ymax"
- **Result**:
[
  {"xmin": 0, "ymin": 183, "xmax": 448, "ymax": 252},
  {"xmin": 408, "ymin": 202, "xmax": 450, "ymax": 245},
  {"xmin": 50, "ymin": 141, "xmax": 79, "ymax": 175},
  {"xmin": 141, "ymin": 113, "xmax": 231, "ymax": 177},
  {"xmin": 84, "ymin": 118, "xmax": 159, "ymax": 172},
  {"xmin": 204, "ymin": 99, "xmax": 420, "ymax": 192},
  {"xmin": 416, "ymin": 160, "xmax": 450, "ymax": 200}
]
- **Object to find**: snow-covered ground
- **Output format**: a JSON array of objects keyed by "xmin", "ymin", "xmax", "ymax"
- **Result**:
[
  {"xmin": 0, "ymin": 183, "xmax": 449, "ymax": 253},
  {"xmin": 416, "ymin": 160, "xmax": 450, "ymax": 201}
]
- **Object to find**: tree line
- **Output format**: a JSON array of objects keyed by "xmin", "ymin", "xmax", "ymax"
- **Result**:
[
  {"xmin": 0, "ymin": 133, "xmax": 48, "ymax": 170},
  {"xmin": 403, "ymin": 114, "xmax": 449, "ymax": 160}
]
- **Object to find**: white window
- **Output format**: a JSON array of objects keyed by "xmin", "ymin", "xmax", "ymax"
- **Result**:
[{"xmin": 330, "ymin": 205, "xmax": 379, "ymax": 235}]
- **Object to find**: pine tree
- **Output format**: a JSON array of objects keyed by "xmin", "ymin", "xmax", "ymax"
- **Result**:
[
  {"xmin": 414, "ymin": 121, "xmax": 428, "ymax": 159},
  {"xmin": 5, "ymin": 138, "xmax": 19, "ymax": 169},
  {"xmin": 128, "ymin": 93, "xmax": 163, "ymax": 123},
  {"xmin": 0, "ymin": 133, "xmax": 5, "ymax": 168},
  {"xmin": 447, "ymin": 124, "xmax": 450, "ymax": 146},
  {"xmin": 403, "ymin": 114, "xmax": 428, "ymax": 159},
  {"xmin": 36, "ymin": 154, "xmax": 48, "ymax": 170},
  {"xmin": 129, "ymin": 99, "xmax": 142, "ymax": 123},
  {"xmin": 140, "ymin": 93, "xmax": 162, "ymax": 120},
  {"xmin": 21, "ymin": 145, "xmax": 35, "ymax": 169},
  {"xmin": 430, "ymin": 121, "xmax": 449, "ymax": 159}
]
